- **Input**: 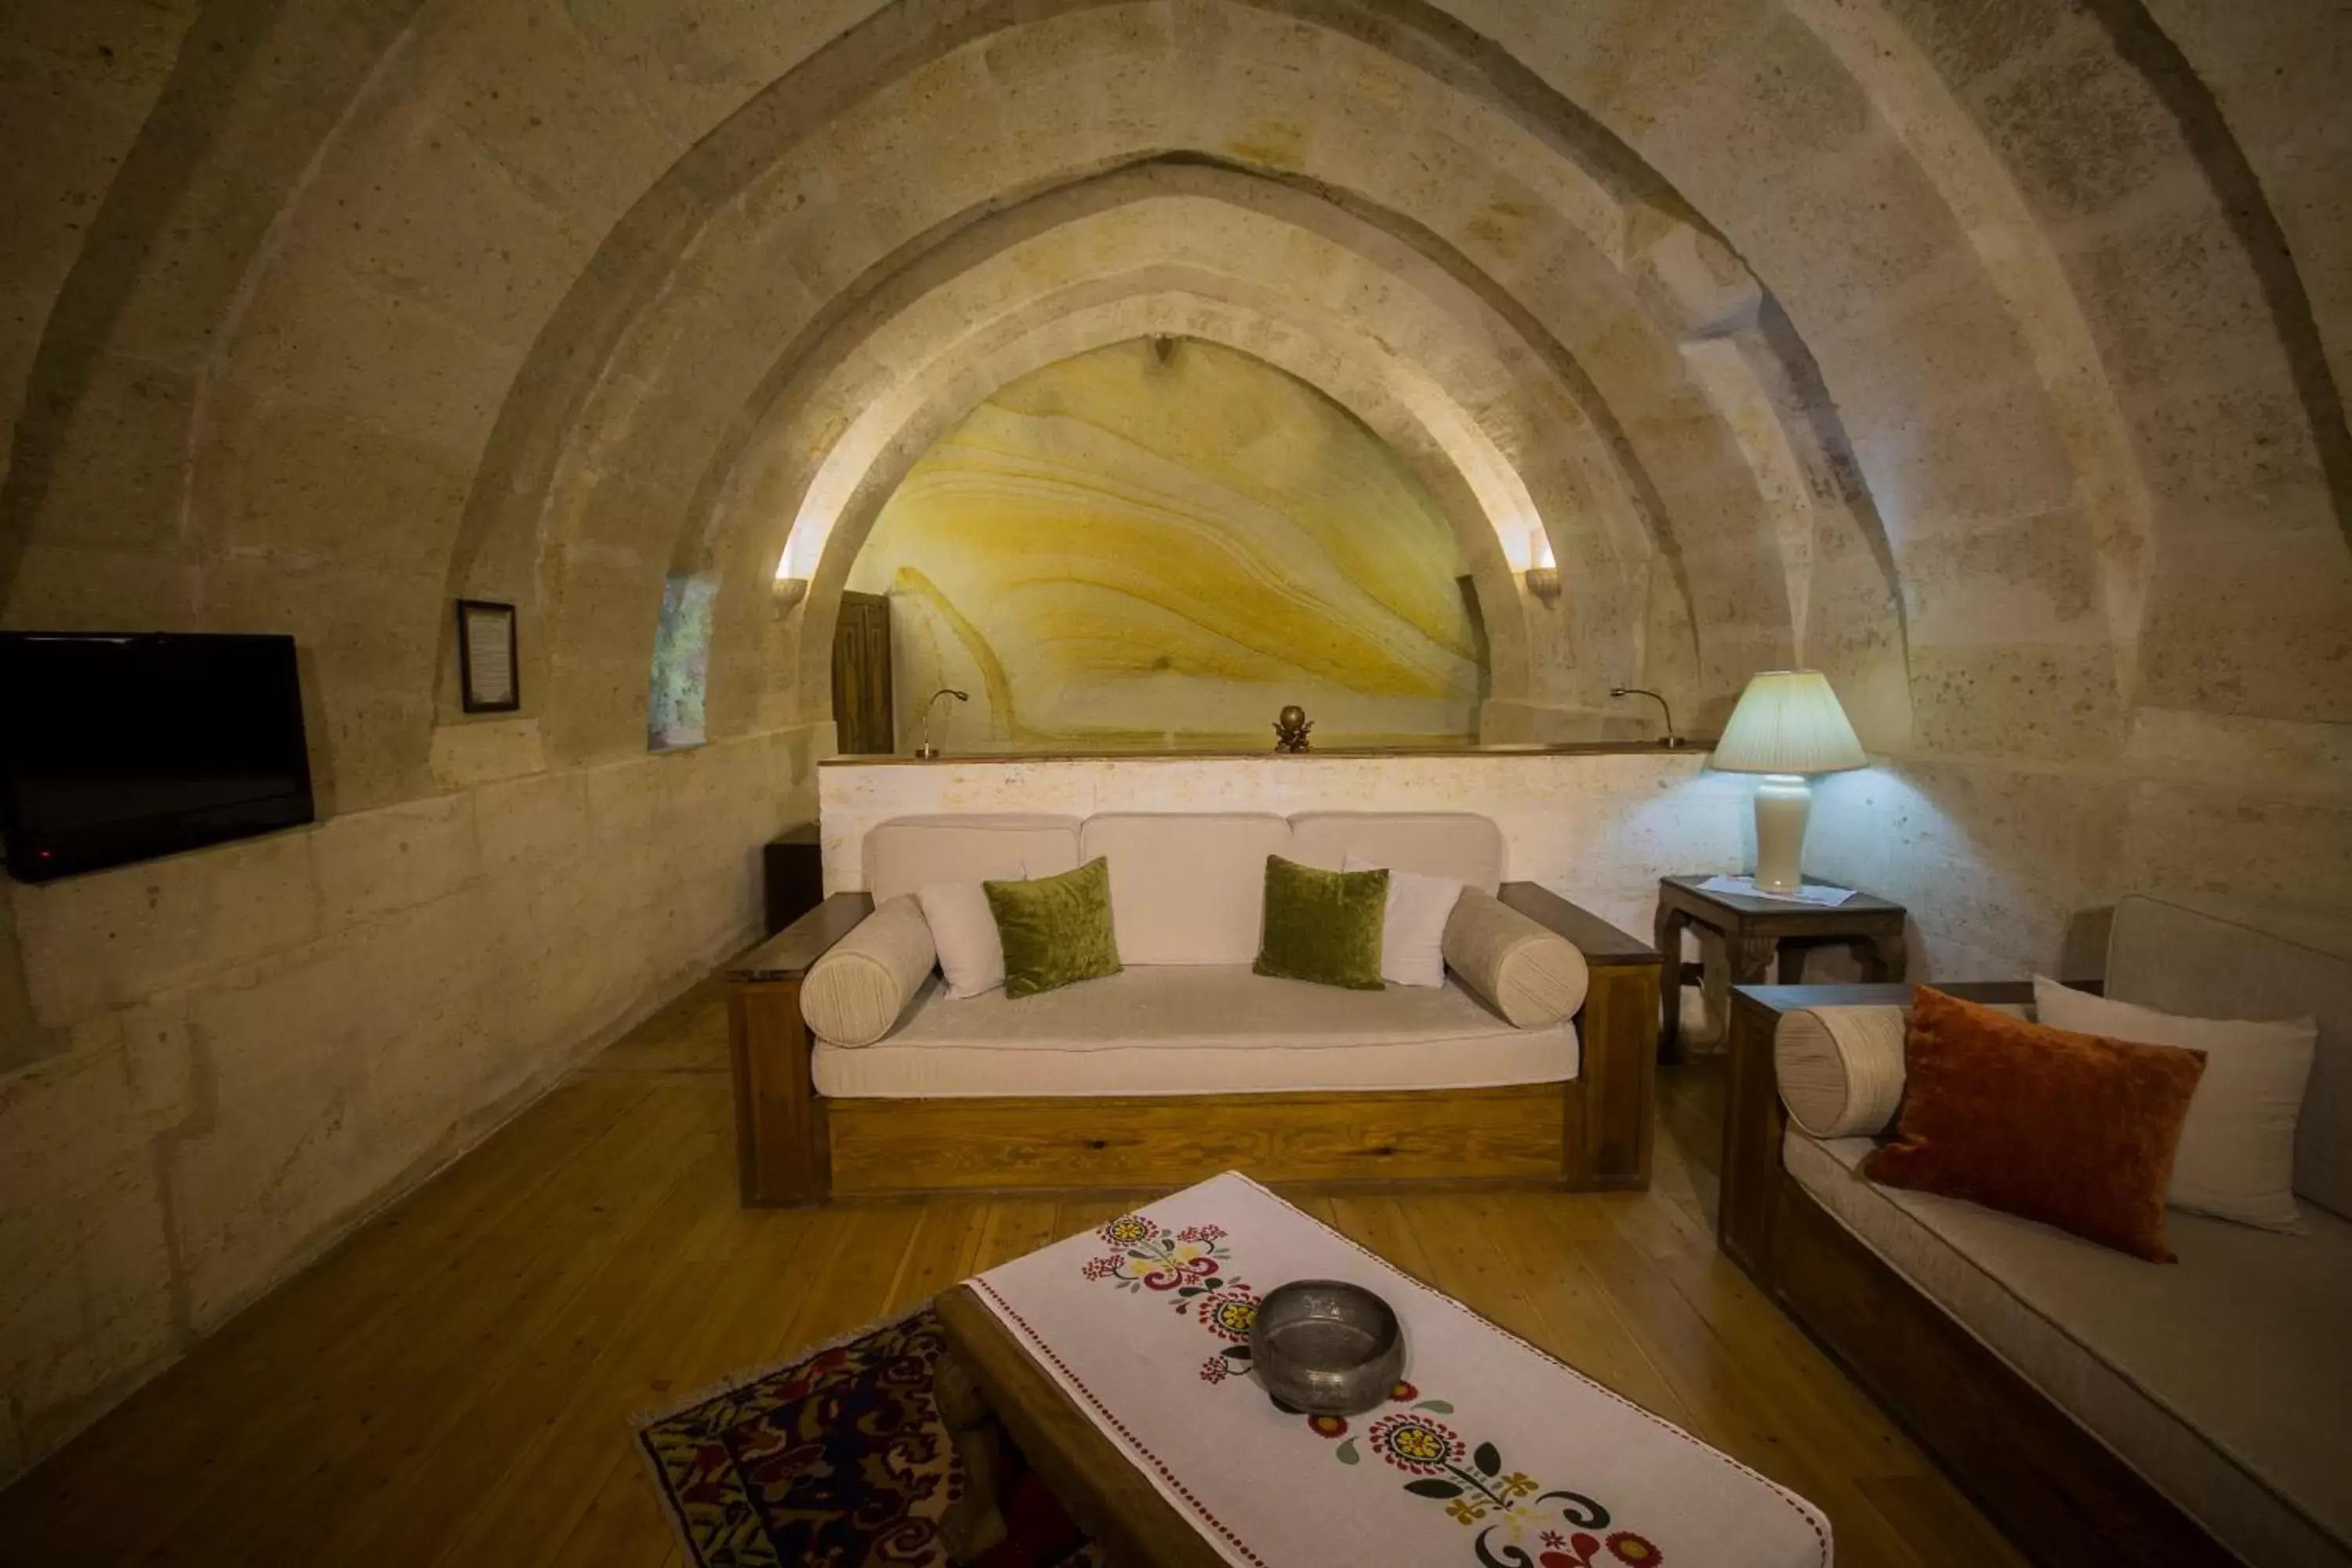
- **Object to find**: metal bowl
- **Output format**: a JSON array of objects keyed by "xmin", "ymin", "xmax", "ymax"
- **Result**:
[{"xmin": 1249, "ymin": 1279, "xmax": 1405, "ymax": 1416}]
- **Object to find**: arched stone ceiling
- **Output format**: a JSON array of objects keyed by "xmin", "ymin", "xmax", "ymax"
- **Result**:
[
  {"xmin": 437, "ymin": 8, "xmax": 1836, "ymax": 773},
  {"xmin": 2, "ymin": 0, "xmax": 2341, "ymax": 810},
  {"xmin": 754, "ymin": 288, "xmax": 1548, "ymax": 725},
  {"xmin": 670, "ymin": 174, "xmax": 1732, "ymax": 746}
]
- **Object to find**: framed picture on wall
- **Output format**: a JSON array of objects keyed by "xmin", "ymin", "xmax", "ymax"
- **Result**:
[{"xmin": 456, "ymin": 599, "xmax": 520, "ymax": 713}]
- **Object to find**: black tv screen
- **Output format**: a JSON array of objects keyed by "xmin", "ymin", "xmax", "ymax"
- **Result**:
[{"xmin": 0, "ymin": 632, "xmax": 315, "ymax": 883}]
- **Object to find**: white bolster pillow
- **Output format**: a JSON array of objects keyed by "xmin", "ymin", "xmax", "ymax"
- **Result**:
[
  {"xmin": 800, "ymin": 895, "xmax": 936, "ymax": 1047},
  {"xmin": 1774, "ymin": 1005, "xmax": 1907, "ymax": 1137},
  {"xmin": 1442, "ymin": 890, "xmax": 1588, "ymax": 1029}
]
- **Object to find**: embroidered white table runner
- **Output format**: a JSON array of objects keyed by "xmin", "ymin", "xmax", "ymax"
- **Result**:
[{"xmin": 969, "ymin": 1171, "xmax": 1832, "ymax": 1568}]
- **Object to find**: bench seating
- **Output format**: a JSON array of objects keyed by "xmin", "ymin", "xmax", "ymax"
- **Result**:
[
  {"xmin": 1721, "ymin": 896, "xmax": 2352, "ymax": 1568},
  {"xmin": 811, "ymin": 964, "xmax": 1576, "ymax": 1098},
  {"xmin": 728, "ymin": 810, "xmax": 1660, "ymax": 1203}
]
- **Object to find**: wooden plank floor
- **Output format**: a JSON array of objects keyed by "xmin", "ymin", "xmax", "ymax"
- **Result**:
[{"xmin": 0, "ymin": 979, "xmax": 2025, "ymax": 1568}]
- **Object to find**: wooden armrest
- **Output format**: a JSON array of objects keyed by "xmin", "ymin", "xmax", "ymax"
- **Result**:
[
  {"xmin": 1490, "ymin": 881, "xmax": 1657, "ymax": 1190},
  {"xmin": 1496, "ymin": 881, "xmax": 1660, "ymax": 967},
  {"xmin": 728, "ymin": 891, "xmax": 875, "ymax": 982},
  {"xmin": 726, "ymin": 892, "xmax": 870, "ymax": 1207},
  {"xmin": 1717, "ymin": 975, "xmax": 2089, "ymax": 1274},
  {"xmin": 1729, "ymin": 978, "xmax": 2034, "ymax": 1011}
]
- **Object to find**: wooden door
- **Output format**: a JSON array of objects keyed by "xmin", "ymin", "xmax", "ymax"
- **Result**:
[{"xmin": 830, "ymin": 590, "xmax": 895, "ymax": 754}]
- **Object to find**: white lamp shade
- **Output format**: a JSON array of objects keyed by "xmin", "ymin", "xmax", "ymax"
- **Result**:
[{"xmin": 1711, "ymin": 670, "xmax": 1866, "ymax": 775}]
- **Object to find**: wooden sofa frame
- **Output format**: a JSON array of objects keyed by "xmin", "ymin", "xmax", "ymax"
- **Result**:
[
  {"xmin": 1720, "ymin": 981, "xmax": 2238, "ymax": 1568},
  {"xmin": 728, "ymin": 883, "xmax": 1661, "ymax": 1204}
]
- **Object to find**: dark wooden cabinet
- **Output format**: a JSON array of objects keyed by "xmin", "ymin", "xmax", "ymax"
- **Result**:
[
  {"xmin": 761, "ymin": 823, "xmax": 823, "ymax": 938},
  {"xmin": 830, "ymin": 590, "xmax": 895, "ymax": 755}
]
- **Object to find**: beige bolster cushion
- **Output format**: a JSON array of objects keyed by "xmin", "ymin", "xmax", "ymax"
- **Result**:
[
  {"xmin": 1775, "ymin": 1005, "xmax": 1907, "ymax": 1137},
  {"xmin": 800, "ymin": 896, "xmax": 937, "ymax": 1047},
  {"xmin": 1441, "ymin": 890, "xmax": 1589, "ymax": 1029}
]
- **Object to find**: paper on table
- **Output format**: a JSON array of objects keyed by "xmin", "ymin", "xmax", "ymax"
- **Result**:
[{"xmin": 1697, "ymin": 874, "xmax": 1857, "ymax": 907}]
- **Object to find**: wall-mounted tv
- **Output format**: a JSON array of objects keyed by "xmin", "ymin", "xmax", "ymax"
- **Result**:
[{"xmin": 0, "ymin": 632, "xmax": 315, "ymax": 884}]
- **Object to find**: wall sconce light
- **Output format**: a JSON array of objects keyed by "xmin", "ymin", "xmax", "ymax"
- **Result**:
[
  {"xmin": 1523, "ymin": 527, "xmax": 1560, "ymax": 604},
  {"xmin": 771, "ymin": 576, "xmax": 809, "ymax": 615}
]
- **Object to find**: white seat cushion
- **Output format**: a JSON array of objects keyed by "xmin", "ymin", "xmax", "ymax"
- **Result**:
[
  {"xmin": 1786, "ymin": 1128, "xmax": 2352, "ymax": 1568},
  {"xmin": 810, "ymin": 966, "xmax": 1578, "ymax": 1098},
  {"xmin": 1289, "ymin": 811, "xmax": 1503, "ymax": 893},
  {"xmin": 864, "ymin": 815, "xmax": 1080, "ymax": 906},
  {"xmin": 1079, "ymin": 813, "xmax": 1291, "ymax": 965}
]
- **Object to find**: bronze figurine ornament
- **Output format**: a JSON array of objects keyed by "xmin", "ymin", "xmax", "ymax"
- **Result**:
[{"xmin": 1273, "ymin": 705, "xmax": 1313, "ymax": 753}]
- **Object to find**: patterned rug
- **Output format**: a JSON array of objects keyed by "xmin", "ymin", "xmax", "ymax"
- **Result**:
[{"xmin": 636, "ymin": 1306, "xmax": 1100, "ymax": 1568}]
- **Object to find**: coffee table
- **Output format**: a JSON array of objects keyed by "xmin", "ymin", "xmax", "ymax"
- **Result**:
[
  {"xmin": 935, "ymin": 1173, "xmax": 1831, "ymax": 1567},
  {"xmin": 939, "ymin": 1283, "xmax": 1225, "ymax": 1566}
]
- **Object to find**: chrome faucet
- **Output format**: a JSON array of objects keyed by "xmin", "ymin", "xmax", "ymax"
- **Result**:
[
  {"xmin": 914, "ymin": 688, "xmax": 968, "ymax": 758},
  {"xmin": 1609, "ymin": 686, "xmax": 1683, "ymax": 748}
]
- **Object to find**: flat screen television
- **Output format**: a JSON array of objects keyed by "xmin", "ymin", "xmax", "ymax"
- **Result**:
[{"xmin": 0, "ymin": 631, "xmax": 315, "ymax": 883}]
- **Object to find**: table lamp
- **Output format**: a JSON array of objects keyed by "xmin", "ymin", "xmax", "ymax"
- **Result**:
[{"xmin": 1708, "ymin": 670, "xmax": 1867, "ymax": 894}]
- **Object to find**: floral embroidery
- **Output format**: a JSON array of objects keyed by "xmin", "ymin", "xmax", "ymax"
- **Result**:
[
  {"xmin": 1101, "ymin": 1214, "xmax": 1158, "ymax": 1247},
  {"xmin": 1083, "ymin": 1212, "xmax": 1237, "ymax": 1295},
  {"xmin": 1196, "ymin": 1289, "xmax": 1261, "ymax": 1342},
  {"xmin": 1079, "ymin": 1206, "xmax": 1661, "ymax": 1566},
  {"xmin": 1367, "ymin": 1411, "xmax": 1468, "ymax": 1475}
]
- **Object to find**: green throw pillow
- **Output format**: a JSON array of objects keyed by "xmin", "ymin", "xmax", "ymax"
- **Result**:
[
  {"xmin": 985, "ymin": 857, "xmax": 1123, "ymax": 999},
  {"xmin": 1254, "ymin": 854, "xmax": 1388, "ymax": 990}
]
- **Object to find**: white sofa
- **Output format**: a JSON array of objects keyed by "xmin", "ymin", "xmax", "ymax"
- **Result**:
[
  {"xmin": 805, "ymin": 811, "xmax": 1581, "ymax": 1095},
  {"xmin": 725, "ymin": 810, "xmax": 1664, "ymax": 1203},
  {"xmin": 1728, "ymin": 895, "xmax": 2351, "ymax": 1568}
]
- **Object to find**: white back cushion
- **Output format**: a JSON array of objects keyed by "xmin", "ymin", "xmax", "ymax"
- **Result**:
[
  {"xmin": 916, "ymin": 865, "xmax": 1022, "ymax": 1000},
  {"xmin": 1079, "ymin": 813, "xmax": 1292, "ymax": 964},
  {"xmin": 865, "ymin": 815, "xmax": 1080, "ymax": 906},
  {"xmin": 2107, "ymin": 895, "xmax": 2352, "ymax": 1218},
  {"xmin": 1345, "ymin": 853, "xmax": 1460, "ymax": 987},
  {"xmin": 1289, "ymin": 812, "xmax": 1503, "ymax": 894},
  {"xmin": 2036, "ymin": 977, "xmax": 2317, "ymax": 1232}
]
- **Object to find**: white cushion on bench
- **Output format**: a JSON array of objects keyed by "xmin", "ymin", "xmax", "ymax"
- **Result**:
[
  {"xmin": 1785, "ymin": 1128, "xmax": 2352, "ymax": 1568},
  {"xmin": 810, "ymin": 966, "xmax": 1578, "ymax": 1098},
  {"xmin": 866, "ymin": 815, "xmax": 1080, "ymax": 906},
  {"xmin": 1441, "ymin": 890, "xmax": 1588, "ymax": 1027},
  {"xmin": 1080, "ymin": 812, "xmax": 1290, "ymax": 965},
  {"xmin": 1289, "ymin": 811, "xmax": 1504, "ymax": 894},
  {"xmin": 1775, "ymin": 1004, "xmax": 1907, "ymax": 1138},
  {"xmin": 800, "ymin": 895, "xmax": 935, "ymax": 1047}
]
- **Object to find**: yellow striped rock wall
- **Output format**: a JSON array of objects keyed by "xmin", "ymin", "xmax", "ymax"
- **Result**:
[{"xmin": 846, "ymin": 337, "xmax": 1484, "ymax": 752}]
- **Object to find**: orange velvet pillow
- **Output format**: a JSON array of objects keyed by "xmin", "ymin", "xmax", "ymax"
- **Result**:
[{"xmin": 1861, "ymin": 987, "xmax": 2207, "ymax": 1261}]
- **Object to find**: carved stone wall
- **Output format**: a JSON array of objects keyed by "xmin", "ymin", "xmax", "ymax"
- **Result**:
[{"xmin": 2, "ymin": 0, "xmax": 2347, "ymax": 1479}]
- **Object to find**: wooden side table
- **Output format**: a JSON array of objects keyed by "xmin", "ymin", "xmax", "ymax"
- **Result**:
[{"xmin": 1653, "ymin": 873, "xmax": 1907, "ymax": 1062}]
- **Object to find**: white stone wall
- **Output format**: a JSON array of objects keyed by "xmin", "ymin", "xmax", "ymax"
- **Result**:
[
  {"xmin": 818, "ymin": 751, "xmax": 1748, "ymax": 941},
  {"xmin": 0, "ymin": 722, "xmax": 829, "ymax": 1478},
  {"xmin": 826, "ymin": 746, "xmax": 2352, "ymax": 990}
]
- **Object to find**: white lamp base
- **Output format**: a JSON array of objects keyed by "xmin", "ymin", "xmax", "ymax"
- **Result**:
[{"xmin": 1751, "ymin": 773, "xmax": 1812, "ymax": 894}]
